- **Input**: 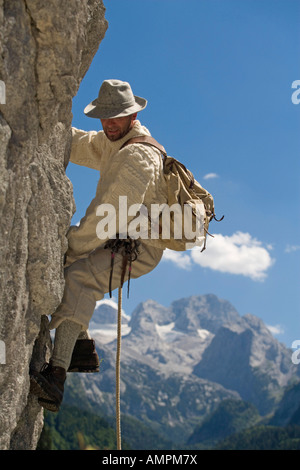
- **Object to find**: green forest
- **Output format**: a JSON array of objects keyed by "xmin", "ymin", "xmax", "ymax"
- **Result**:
[{"xmin": 37, "ymin": 400, "xmax": 300, "ymax": 451}]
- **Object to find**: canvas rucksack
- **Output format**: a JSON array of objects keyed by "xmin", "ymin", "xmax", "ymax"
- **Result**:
[{"xmin": 121, "ymin": 135, "xmax": 223, "ymax": 252}]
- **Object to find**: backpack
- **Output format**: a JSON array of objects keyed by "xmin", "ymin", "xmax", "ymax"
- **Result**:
[{"xmin": 121, "ymin": 135, "xmax": 223, "ymax": 252}]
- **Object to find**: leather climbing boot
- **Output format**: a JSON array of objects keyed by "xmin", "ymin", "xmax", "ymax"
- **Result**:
[
  {"xmin": 30, "ymin": 362, "xmax": 66, "ymax": 413},
  {"xmin": 68, "ymin": 339, "xmax": 100, "ymax": 373}
]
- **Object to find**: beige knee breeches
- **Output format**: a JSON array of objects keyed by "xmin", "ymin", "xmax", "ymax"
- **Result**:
[{"xmin": 49, "ymin": 243, "xmax": 163, "ymax": 330}]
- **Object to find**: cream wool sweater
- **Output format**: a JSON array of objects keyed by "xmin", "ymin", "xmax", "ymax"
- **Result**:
[{"xmin": 66, "ymin": 120, "xmax": 167, "ymax": 262}]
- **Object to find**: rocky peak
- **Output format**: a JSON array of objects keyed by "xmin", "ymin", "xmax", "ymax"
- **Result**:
[
  {"xmin": 129, "ymin": 299, "xmax": 173, "ymax": 336},
  {"xmin": 171, "ymin": 294, "xmax": 241, "ymax": 334},
  {"xmin": 193, "ymin": 313, "xmax": 297, "ymax": 414}
]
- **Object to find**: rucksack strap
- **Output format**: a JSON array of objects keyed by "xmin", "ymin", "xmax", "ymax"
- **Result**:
[{"xmin": 120, "ymin": 135, "xmax": 168, "ymax": 158}]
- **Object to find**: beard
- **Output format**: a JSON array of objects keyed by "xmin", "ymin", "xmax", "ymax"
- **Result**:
[{"xmin": 104, "ymin": 118, "xmax": 134, "ymax": 142}]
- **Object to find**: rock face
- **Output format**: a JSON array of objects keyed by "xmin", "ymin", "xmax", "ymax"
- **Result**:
[
  {"xmin": 193, "ymin": 314, "xmax": 294, "ymax": 414},
  {"xmin": 0, "ymin": 0, "xmax": 107, "ymax": 450}
]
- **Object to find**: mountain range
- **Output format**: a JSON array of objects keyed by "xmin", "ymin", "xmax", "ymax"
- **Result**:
[{"xmin": 62, "ymin": 293, "xmax": 300, "ymax": 447}]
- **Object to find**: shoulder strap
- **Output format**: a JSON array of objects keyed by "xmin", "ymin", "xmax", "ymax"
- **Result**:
[{"xmin": 120, "ymin": 135, "xmax": 167, "ymax": 157}]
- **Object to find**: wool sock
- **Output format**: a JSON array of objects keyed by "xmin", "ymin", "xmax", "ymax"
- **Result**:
[
  {"xmin": 78, "ymin": 329, "xmax": 91, "ymax": 340},
  {"xmin": 51, "ymin": 320, "xmax": 82, "ymax": 370}
]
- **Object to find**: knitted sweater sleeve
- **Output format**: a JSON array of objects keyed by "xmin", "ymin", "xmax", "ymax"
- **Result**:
[{"xmin": 70, "ymin": 127, "xmax": 105, "ymax": 170}]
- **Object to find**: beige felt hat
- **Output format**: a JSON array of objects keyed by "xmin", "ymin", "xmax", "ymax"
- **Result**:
[{"xmin": 84, "ymin": 79, "xmax": 147, "ymax": 119}]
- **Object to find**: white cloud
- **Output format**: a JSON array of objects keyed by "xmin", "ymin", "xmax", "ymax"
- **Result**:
[
  {"xmin": 285, "ymin": 244, "xmax": 300, "ymax": 253},
  {"xmin": 191, "ymin": 231, "xmax": 274, "ymax": 281},
  {"xmin": 162, "ymin": 249, "xmax": 193, "ymax": 270},
  {"xmin": 203, "ymin": 173, "xmax": 219, "ymax": 180},
  {"xmin": 162, "ymin": 231, "xmax": 274, "ymax": 281}
]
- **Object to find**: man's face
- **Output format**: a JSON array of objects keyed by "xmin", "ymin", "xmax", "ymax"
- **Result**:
[{"xmin": 100, "ymin": 114, "xmax": 137, "ymax": 141}]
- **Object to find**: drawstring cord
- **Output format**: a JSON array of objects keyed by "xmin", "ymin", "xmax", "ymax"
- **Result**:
[{"xmin": 105, "ymin": 237, "xmax": 140, "ymax": 299}]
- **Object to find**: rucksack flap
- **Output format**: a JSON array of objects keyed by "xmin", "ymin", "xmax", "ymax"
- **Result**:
[
  {"xmin": 162, "ymin": 155, "xmax": 218, "ymax": 251},
  {"xmin": 120, "ymin": 136, "xmax": 223, "ymax": 251}
]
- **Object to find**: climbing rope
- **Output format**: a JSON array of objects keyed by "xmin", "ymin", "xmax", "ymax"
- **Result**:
[
  {"xmin": 116, "ymin": 285, "xmax": 122, "ymax": 450},
  {"xmin": 104, "ymin": 236, "xmax": 140, "ymax": 451}
]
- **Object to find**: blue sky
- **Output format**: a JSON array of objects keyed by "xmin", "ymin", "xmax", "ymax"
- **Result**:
[{"xmin": 68, "ymin": 0, "xmax": 300, "ymax": 347}]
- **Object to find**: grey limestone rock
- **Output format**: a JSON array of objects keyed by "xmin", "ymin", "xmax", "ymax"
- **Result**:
[{"xmin": 0, "ymin": 0, "xmax": 108, "ymax": 449}]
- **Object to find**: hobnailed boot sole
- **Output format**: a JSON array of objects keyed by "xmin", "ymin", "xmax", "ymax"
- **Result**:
[
  {"xmin": 68, "ymin": 365, "xmax": 100, "ymax": 373},
  {"xmin": 30, "ymin": 368, "xmax": 64, "ymax": 412},
  {"xmin": 38, "ymin": 398, "xmax": 60, "ymax": 413},
  {"xmin": 68, "ymin": 339, "xmax": 100, "ymax": 373},
  {"xmin": 30, "ymin": 377, "xmax": 61, "ymax": 412},
  {"xmin": 30, "ymin": 374, "xmax": 58, "ymax": 402}
]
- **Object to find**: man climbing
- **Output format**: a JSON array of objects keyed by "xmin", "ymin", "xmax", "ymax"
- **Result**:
[{"xmin": 30, "ymin": 79, "xmax": 167, "ymax": 412}]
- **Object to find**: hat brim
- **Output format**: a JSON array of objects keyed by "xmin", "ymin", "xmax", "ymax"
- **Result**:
[{"xmin": 84, "ymin": 95, "xmax": 147, "ymax": 119}]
